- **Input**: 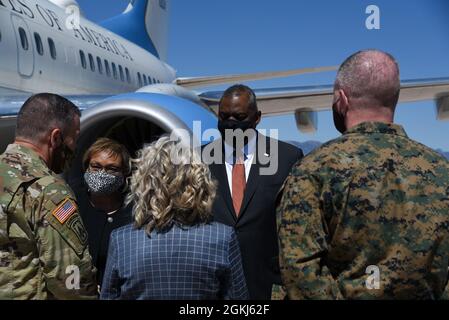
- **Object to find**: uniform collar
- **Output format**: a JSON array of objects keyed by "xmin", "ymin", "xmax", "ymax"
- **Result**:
[{"xmin": 345, "ymin": 122, "xmax": 408, "ymax": 137}]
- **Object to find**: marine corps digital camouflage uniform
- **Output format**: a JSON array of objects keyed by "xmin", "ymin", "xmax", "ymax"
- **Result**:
[
  {"xmin": 277, "ymin": 122, "xmax": 449, "ymax": 299},
  {"xmin": 0, "ymin": 143, "xmax": 97, "ymax": 299}
]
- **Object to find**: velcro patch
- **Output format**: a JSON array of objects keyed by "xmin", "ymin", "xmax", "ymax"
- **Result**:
[
  {"xmin": 52, "ymin": 198, "xmax": 77, "ymax": 224},
  {"xmin": 66, "ymin": 214, "xmax": 88, "ymax": 246}
]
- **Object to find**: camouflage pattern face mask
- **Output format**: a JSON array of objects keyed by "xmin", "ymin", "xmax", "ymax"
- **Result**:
[{"xmin": 84, "ymin": 171, "xmax": 124, "ymax": 195}]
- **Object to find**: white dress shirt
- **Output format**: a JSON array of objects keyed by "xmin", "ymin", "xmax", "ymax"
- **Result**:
[{"xmin": 224, "ymin": 133, "xmax": 257, "ymax": 196}]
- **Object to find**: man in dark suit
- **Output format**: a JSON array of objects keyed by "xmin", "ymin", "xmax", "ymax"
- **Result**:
[{"xmin": 202, "ymin": 84, "xmax": 303, "ymax": 299}]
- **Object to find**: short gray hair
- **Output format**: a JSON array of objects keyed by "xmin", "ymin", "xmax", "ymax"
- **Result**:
[{"xmin": 335, "ymin": 50, "xmax": 400, "ymax": 109}]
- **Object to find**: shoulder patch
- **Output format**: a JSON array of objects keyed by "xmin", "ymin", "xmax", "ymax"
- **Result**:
[
  {"xmin": 52, "ymin": 198, "xmax": 77, "ymax": 224},
  {"xmin": 66, "ymin": 214, "xmax": 88, "ymax": 246}
]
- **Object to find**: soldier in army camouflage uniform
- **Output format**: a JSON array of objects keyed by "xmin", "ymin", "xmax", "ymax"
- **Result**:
[
  {"xmin": 0, "ymin": 93, "xmax": 97, "ymax": 299},
  {"xmin": 277, "ymin": 50, "xmax": 449, "ymax": 299}
]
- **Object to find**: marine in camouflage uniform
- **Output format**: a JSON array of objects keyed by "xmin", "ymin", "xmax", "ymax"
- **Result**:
[
  {"xmin": 277, "ymin": 121, "xmax": 449, "ymax": 299},
  {"xmin": 0, "ymin": 143, "xmax": 97, "ymax": 299}
]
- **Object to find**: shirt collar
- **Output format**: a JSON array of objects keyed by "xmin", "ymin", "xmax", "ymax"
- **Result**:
[
  {"xmin": 224, "ymin": 131, "xmax": 257, "ymax": 164},
  {"xmin": 345, "ymin": 122, "xmax": 408, "ymax": 138}
]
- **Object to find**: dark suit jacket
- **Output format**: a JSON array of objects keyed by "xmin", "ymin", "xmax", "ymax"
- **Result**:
[
  {"xmin": 75, "ymin": 185, "xmax": 133, "ymax": 286},
  {"xmin": 202, "ymin": 133, "xmax": 303, "ymax": 299}
]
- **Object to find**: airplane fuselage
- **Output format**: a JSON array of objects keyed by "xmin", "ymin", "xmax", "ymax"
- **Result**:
[{"xmin": 0, "ymin": 0, "xmax": 176, "ymax": 95}]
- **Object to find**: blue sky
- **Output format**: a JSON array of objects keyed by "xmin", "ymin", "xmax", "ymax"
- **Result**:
[{"xmin": 78, "ymin": 0, "xmax": 449, "ymax": 150}]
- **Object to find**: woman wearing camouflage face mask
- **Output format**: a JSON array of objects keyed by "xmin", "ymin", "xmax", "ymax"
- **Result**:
[{"xmin": 76, "ymin": 138, "xmax": 133, "ymax": 290}]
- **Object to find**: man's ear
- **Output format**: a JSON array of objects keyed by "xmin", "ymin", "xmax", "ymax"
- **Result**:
[
  {"xmin": 254, "ymin": 110, "xmax": 262, "ymax": 126},
  {"xmin": 49, "ymin": 128, "xmax": 62, "ymax": 149},
  {"xmin": 339, "ymin": 89, "xmax": 349, "ymax": 113}
]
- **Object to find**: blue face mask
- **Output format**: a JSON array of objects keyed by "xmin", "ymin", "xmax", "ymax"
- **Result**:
[{"xmin": 84, "ymin": 171, "xmax": 124, "ymax": 194}]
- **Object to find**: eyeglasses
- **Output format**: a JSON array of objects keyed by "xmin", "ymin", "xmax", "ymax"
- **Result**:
[{"xmin": 88, "ymin": 163, "xmax": 123, "ymax": 175}]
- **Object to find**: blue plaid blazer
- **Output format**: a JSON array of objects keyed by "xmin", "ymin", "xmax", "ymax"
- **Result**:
[{"xmin": 100, "ymin": 222, "xmax": 249, "ymax": 300}]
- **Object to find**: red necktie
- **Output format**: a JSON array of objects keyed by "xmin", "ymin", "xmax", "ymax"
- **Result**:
[{"xmin": 232, "ymin": 156, "xmax": 246, "ymax": 216}]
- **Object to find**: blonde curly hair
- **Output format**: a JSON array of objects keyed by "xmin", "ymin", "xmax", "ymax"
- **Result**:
[{"xmin": 127, "ymin": 135, "xmax": 217, "ymax": 235}]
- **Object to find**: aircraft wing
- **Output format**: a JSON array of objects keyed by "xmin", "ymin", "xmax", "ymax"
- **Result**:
[
  {"xmin": 175, "ymin": 66, "xmax": 337, "ymax": 88},
  {"xmin": 0, "ymin": 94, "xmax": 110, "ymax": 115},
  {"xmin": 200, "ymin": 77, "xmax": 449, "ymax": 115},
  {"xmin": 199, "ymin": 78, "xmax": 449, "ymax": 132},
  {"xmin": 0, "ymin": 95, "xmax": 111, "ymax": 153},
  {"xmin": 199, "ymin": 77, "xmax": 449, "ymax": 131}
]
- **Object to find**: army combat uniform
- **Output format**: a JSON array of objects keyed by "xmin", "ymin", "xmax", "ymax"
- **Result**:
[
  {"xmin": 277, "ymin": 122, "xmax": 449, "ymax": 299},
  {"xmin": 0, "ymin": 144, "xmax": 97, "ymax": 299}
]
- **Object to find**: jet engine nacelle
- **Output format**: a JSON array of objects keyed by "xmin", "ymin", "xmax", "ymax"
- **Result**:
[
  {"xmin": 295, "ymin": 108, "xmax": 318, "ymax": 133},
  {"xmin": 136, "ymin": 83, "xmax": 208, "ymax": 109},
  {"xmin": 436, "ymin": 94, "xmax": 449, "ymax": 121},
  {"xmin": 69, "ymin": 92, "xmax": 218, "ymax": 188}
]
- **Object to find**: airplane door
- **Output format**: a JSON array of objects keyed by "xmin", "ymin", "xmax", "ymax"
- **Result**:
[{"xmin": 11, "ymin": 14, "xmax": 34, "ymax": 77}]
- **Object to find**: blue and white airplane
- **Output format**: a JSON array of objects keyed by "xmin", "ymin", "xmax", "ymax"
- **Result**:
[{"xmin": 1, "ymin": 0, "xmax": 449, "ymax": 158}]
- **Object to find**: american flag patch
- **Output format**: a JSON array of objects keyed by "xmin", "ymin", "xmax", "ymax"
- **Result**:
[{"xmin": 52, "ymin": 198, "xmax": 77, "ymax": 224}]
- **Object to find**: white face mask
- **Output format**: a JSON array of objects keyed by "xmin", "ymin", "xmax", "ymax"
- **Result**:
[{"xmin": 84, "ymin": 171, "xmax": 124, "ymax": 194}]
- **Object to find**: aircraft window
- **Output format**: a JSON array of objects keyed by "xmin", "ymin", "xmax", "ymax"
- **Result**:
[
  {"xmin": 143, "ymin": 75, "xmax": 148, "ymax": 86},
  {"xmin": 88, "ymin": 53, "xmax": 95, "ymax": 72},
  {"xmin": 147, "ymin": 76, "xmax": 152, "ymax": 84},
  {"xmin": 104, "ymin": 59, "xmax": 110, "ymax": 77},
  {"xmin": 152, "ymin": 78, "xmax": 156, "ymax": 84},
  {"xmin": 48, "ymin": 38, "xmax": 57, "ymax": 59},
  {"xmin": 34, "ymin": 33, "xmax": 43, "ymax": 55},
  {"xmin": 18, "ymin": 27, "xmax": 29, "ymax": 51},
  {"xmin": 97, "ymin": 57, "xmax": 103, "ymax": 74},
  {"xmin": 125, "ymin": 68, "xmax": 131, "ymax": 84},
  {"xmin": 79, "ymin": 50, "xmax": 86, "ymax": 69},
  {"xmin": 112, "ymin": 63, "xmax": 117, "ymax": 79},
  {"xmin": 119, "ymin": 65, "xmax": 124, "ymax": 82},
  {"xmin": 137, "ymin": 72, "xmax": 142, "ymax": 86}
]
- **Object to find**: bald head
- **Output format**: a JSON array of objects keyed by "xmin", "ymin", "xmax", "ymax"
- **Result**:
[
  {"xmin": 335, "ymin": 50, "xmax": 400, "ymax": 110},
  {"xmin": 219, "ymin": 84, "xmax": 258, "ymax": 113}
]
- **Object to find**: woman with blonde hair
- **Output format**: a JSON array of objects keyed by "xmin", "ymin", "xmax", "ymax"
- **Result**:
[{"xmin": 100, "ymin": 136, "xmax": 248, "ymax": 300}]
